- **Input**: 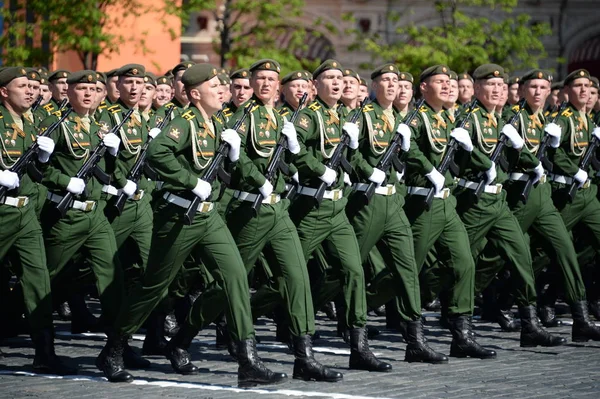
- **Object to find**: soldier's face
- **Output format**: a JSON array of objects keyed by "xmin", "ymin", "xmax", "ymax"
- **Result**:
[
  {"xmin": 92, "ymin": 82, "xmax": 107, "ymax": 109},
  {"xmin": 474, "ymin": 78, "xmax": 503, "ymax": 110},
  {"xmin": 107, "ymin": 76, "xmax": 120, "ymax": 101},
  {"xmin": 567, "ymin": 78, "xmax": 589, "ymax": 109},
  {"xmin": 458, "ymin": 79, "xmax": 474, "ymax": 104},
  {"xmin": 373, "ymin": 73, "xmax": 399, "ymax": 104},
  {"xmin": 281, "ymin": 80, "xmax": 307, "ymax": 110},
  {"xmin": 549, "ymin": 89, "xmax": 560, "ymax": 107},
  {"xmin": 508, "ymin": 83, "xmax": 520, "ymax": 105},
  {"xmin": 40, "ymin": 84, "xmax": 52, "ymax": 104},
  {"xmin": 523, "ymin": 79, "xmax": 549, "ymax": 111},
  {"xmin": 28, "ymin": 80, "xmax": 41, "ymax": 106},
  {"xmin": 315, "ymin": 70, "xmax": 343, "ymax": 104},
  {"xmin": 196, "ymin": 76, "xmax": 222, "ymax": 114},
  {"xmin": 448, "ymin": 79, "xmax": 458, "ymax": 104},
  {"xmin": 341, "ymin": 76, "xmax": 359, "ymax": 103},
  {"xmin": 174, "ymin": 71, "xmax": 188, "ymax": 104},
  {"xmin": 358, "ymin": 85, "xmax": 369, "ymax": 102},
  {"xmin": 67, "ymin": 83, "xmax": 96, "ymax": 112},
  {"xmin": 220, "ymin": 84, "xmax": 232, "ymax": 104},
  {"xmin": 231, "ymin": 78, "xmax": 253, "ymax": 108},
  {"xmin": 154, "ymin": 84, "xmax": 173, "ymax": 108},
  {"xmin": 139, "ymin": 83, "xmax": 156, "ymax": 109},
  {"xmin": 251, "ymin": 70, "xmax": 279, "ymax": 104},
  {"xmin": 50, "ymin": 78, "xmax": 68, "ymax": 101},
  {"xmin": 117, "ymin": 76, "xmax": 145, "ymax": 107},
  {"xmin": 0, "ymin": 77, "xmax": 33, "ymax": 113},
  {"xmin": 586, "ymin": 87, "xmax": 598, "ymax": 111},
  {"xmin": 421, "ymin": 74, "xmax": 449, "ymax": 109},
  {"xmin": 394, "ymin": 81, "xmax": 413, "ymax": 109}
]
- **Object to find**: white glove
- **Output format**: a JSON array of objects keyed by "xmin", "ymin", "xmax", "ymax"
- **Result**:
[
  {"xmin": 259, "ymin": 179, "xmax": 273, "ymax": 198},
  {"xmin": 0, "ymin": 170, "xmax": 19, "ymax": 190},
  {"xmin": 344, "ymin": 172, "xmax": 352, "ymax": 186},
  {"xmin": 574, "ymin": 168, "xmax": 588, "ymax": 188},
  {"xmin": 368, "ymin": 168, "xmax": 386, "ymax": 185},
  {"xmin": 396, "ymin": 124, "xmax": 412, "ymax": 152},
  {"xmin": 592, "ymin": 127, "xmax": 600, "ymax": 141},
  {"xmin": 450, "ymin": 128, "xmax": 473, "ymax": 152},
  {"xmin": 319, "ymin": 166, "xmax": 337, "ymax": 186},
  {"xmin": 36, "ymin": 136, "xmax": 55, "ymax": 163},
  {"xmin": 344, "ymin": 122, "xmax": 360, "ymax": 150},
  {"xmin": 485, "ymin": 162, "xmax": 497, "ymax": 184},
  {"xmin": 532, "ymin": 163, "xmax": 545, "ymax": 185},
  {"xmin": 66, "ymin": 177, "xmax": 85, "ymax": 195},
  {"xmin": 396, "ymin": 170, "xmax": 404, "ymax": 182},
  {"xmin": 544, "ymin": 123, "xmax": 561, "ymax": 148},
  {"xmin": 221, "ymin": 129, "xmax": 241, "ymax": 162},
  {"xmin": 192, "ymin": 178, "xmax": 211, "ymax": 200},
  {"xmin": 122, "ymin": 180, "xmax": 137, "ymax": 197},
  {"xmin": 281, "ymin": 121, "xmax": 300, "ymax": 154},
  {"xmin": 426, "ymin": 168, "xmax": 445, "ymax": 194},
  {"xmin": 501, "ymin": 124, "xmax": 524, "ymax": 150},
  {"xmin": 149, "ymin": 127, "xmax": 161, "ymax": 139},
  {"xmin": 292, "ymin": 172, "xmax": 299, "ymax": 183},
  {"xmin": 103, "ymin": 133, "xmax": 121, "ymax": 156}
]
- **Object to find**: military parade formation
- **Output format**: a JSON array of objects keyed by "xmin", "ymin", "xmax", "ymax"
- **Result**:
[{"xmin": 1, "ymin": 57, "xmax": 600, "ymax": 388}]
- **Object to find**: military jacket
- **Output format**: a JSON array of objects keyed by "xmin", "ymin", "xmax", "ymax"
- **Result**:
[
  {"xmin": 41, "ymin": 98, "xmax": 62, "ymax": 116},
  {"xmin": 153, "ymin": 98, "xmax": 188, "ymax": 126},
  {"xmin": 502, "ymin": 102, "xmax": 543, "ymax": 173},
  {"xmin": 221, "ymin": 101, "xmax": 239, "ymax": 125}
]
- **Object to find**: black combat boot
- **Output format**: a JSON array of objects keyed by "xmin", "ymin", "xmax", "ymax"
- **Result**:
[
  {"xmin": 292, "ymin": 335, "xmax": 343, "ymax": 382},
  {"xmin": 589, "ymin": 299, "xmax": 600, "ymax": 320},
  {"xmin": 237, "ymin": 338, "xmax": 287, "ymax": 387},
  {"xmin": 69, "ymin": 293, "xmax": 102, "ymax": 334},
  {"xmin": 142, "ymin": 310, "xmax": 168, "ymax": 356},
  {"xmin": 31, "ymin": 329, "xmax": 78, "ymax": 375},
  {"xmin": 404, "ymin": 319, "xmax": 448, "ymax": 364},
  {"xmin": 164, "ymin": 311, "xmax": 179, "ymax": 337},
  {"xmin": 519, "ymin": 305, "xmax": 566, "ymax": 347},
  {"xmin": 123, "ymin": 338, "xmax": 151, "ymax": 369},
  {"xmin": 348, "ymin": 327, "xmax": 392, "ymax": 372},
  {"xmin": 322, "ymin": 301, "xmax": 338, "ymax": 321},
  {"xmin": 57, "ymin": 301, "xmax": 72, "ymax": 321},
  {"xmin": 215, "ymin": 319, "xmax": 238, "ymax": 360},
  {"xmin": 538, "ymin": 305, "xmax": 562, "ymax": 327},
  {"xmin": 571, "ymin": 300, "xmax": 600, "ymax": 342},
  {"xmin": 448, "ymin": 315, "xmax": 496, "ymax": 359},
  {"xmin": 497, "ymin": 308, "xmax": 521, "ymax": 332},
  {"xmin": 96, "ymin": 333, "xmax": 133, "ymax": 383},
  {"xmin": 164, "ymin": 323, "xmax": 199, "ymax": 375}
]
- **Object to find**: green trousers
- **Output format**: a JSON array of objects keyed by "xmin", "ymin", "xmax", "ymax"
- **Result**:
[
  {"xmin": 41, "ymin": 201, "xmax": 123, "ymax": 326},
  {"xmin": 289, "ymin": 195, "xmax": 367, "ymax": 329},
  {"xmin": 346, "ymin": 191, "xmax": 421, "ymax": 321},
  {"xmin": 454, "ymin": 189, "xmax": 537, "ymax": 307},
  {"xmin": 227, "ymin": 199, "xmax": 315, "ymax": 336},
  {"xmin": 115, "ymin": 199, "xmax": 255, "ymax": 341},
  {"xmin": 0, "ymin": 204, "xmax": 53, "ymax": 331}
]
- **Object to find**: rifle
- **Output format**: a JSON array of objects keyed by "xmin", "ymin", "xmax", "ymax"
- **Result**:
[
  {"xmin": 57, "ymin": 98, "xmax": 68, "ymax": 112},
  {"xmin": 54, "ymin": 108, "xmax": 134, "ymax": 217},
  {"xmin": 362, "ymin": 98, "xmax": 425, "ymax": 203},
  {"xmin": 30, "ymin": 95, "xmax": 44, "ymax": 112},
  {"xmin": 111, "ymin": 106, "xmax": 175, "ymax": 215},
  {"xmin": 183, "ymin": 100, "xmax": 254, "ymax": 225},
  {"xmin": 250, "ymin": 93, "xmax": 308, "ymax": 215},
  {"xmin": 472, "ymin": 98, "xmax": 526, "ymax": 202},
  {"xmin": 567, "ymin": 116, "xmax": 600, "ymax": 202},
  {"xmin": 423, "ymin": 98, "xmax": 478, "ymax": 210},
  {"xmin": 520, "ymin": 101, "xmax": 567, "ymax": 203},
  {"xmin": 0, "ymin": 105, "xmax": 73, "ymax": 199}
]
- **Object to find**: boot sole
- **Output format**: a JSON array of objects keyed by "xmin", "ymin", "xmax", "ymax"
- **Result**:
[
  {"xmin": 450, "ymin": 351, "xmax": 497, "ymax": 359},
  {"xmin": 293, "ymin": 374, "xmax": 343, "ymax": 382},
  {"xmin": 520, "ymin": 342, "xmax": 566, "ymax": 348},
  {"xmin": 405, "ymin": 358, "xmax": 448, "ymax": 364},
  {"xmin": 238, "ymin": 377, "xmax": 287, "ymax": 388}
]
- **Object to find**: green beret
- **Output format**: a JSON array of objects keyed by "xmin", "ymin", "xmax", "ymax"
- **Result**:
[
  {"xmin": 360, "ymin": 77, "xmax": 368, "ymax": 87},
  {"xmin": 219, "ymin": 68, "xmax": 230, "ymax": 76},
  {"xmin": 419, "ymin": 65, "xmax": 450, "ymax": 82},
  {"xmin": 371, "ymin": 63, "xmax": 399, "ymax": 80},
  {"xmin": 165, "ymin": 69, "xmax": 174, "ymax": 79},
  {"xmin": 95, "ymin": 72, "xmax": 107, "ymax": 85},
  {"xmin": 303, "ymin": 71, "xmax": 313, "ymax": 80},
  {"xmin": 312, "ymin": 59, "xmax": 343, "ymax": 79},
  {"xmin": 502, "ymin": 73, "xmax": 509, "ymax": 84},
  {"xmin": 66, "ymin": 70, "xmax": 97, "ymax": 84},
  {"xmin": 25, "ymin": 68, "xmax": 41, "ymax": 82},
  {"xmin": 519, "ymin": 69, "xmax": 552, "ymax": 84},
  {"xmin": 230, "ymin": 68, "xmax": 250, "ymax": 80},
  {"xmin": 551, "ymin": 81, "xmax": 563, "ymax": 90},
  {"xmin": 342, "ymin": 68, "xmax": 360, "ymax": 82},
  {"xmin": 448, "ymin": 70, "xmax": 458, "ymax": 81},
  {"xmin": 282, "ymin": 70, "xmax": 309, "ymax": 85},
  {"xmin": 472, "ymin": 64, "xmax": 504, "ymax": 80},
  {"xmin": 508, "ymin": 75, "xmax": 521, "ymax": 85},
  {"xmin": 105, "ymin": 69, "xmax": 118, "ymax": 78},
  {"xmin": 564, "ymin": 69, "xmax": 591, "ymax": 86},
  {"xmin": 218, "ymin": 72, "xmax": 231, "ymax": 85},
  {"xmin": 398, "ymin": 72, "xmax": 414, "ymax": 83},
  {"xmin": 144, "ymin": 72, "xmax": 157, "ymax": 86},
  {"xmin": 172, "ymin": 61, "xmax": 196, "ymax": 75},
  {"xmin": 181, "ymin": 63, "xmax": 219, "ymax": 88},
  {"xmin": 458, "ymin": 73, "xmax": 473, "ymax": 83},
  {"xmin": 36, "ymin": 66, "xmax": 48, "ymax": 75},
  {"xmin": 590, "ymin": 77, "xmax": 599, "ymax": 90},
  {"xmin": 156, "ymin": 75, "xmax": 172, "ymax": 86},
  {"xmin": 48, "ymin": 69, "xmax": 71, "ymax": 82},
  {"xmin": 116, "ymin": 64, "xmax": 145, "ymax": 78},
  {"xmin": 0, "ymin": 67, "xmax": 28, "ymax": 87},
  {"xmin": 249, "ymin": 59, "xmax": 281, "ymax": 74}
]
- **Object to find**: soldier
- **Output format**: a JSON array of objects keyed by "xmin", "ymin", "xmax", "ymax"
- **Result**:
[
  {"xmin": 587, "ymin": 76, "xmax": 599, "ymax": 119},
  {"xmin": 453, "ymin": 63, "xmax": 565, "ymax": 347},
  {"xmin": 105, "ymin": 69, "xmax": 120, "ymax": 105},
  {"xmin": 96, "ymin": 64, "xmax": 287, "ymax": 388},
  {"xmin": 444, "ymin": 70, "xmax": 460, "ymax": 121},
  {"xmin": 393, "ymin": 72, "xmax": 414, "ymax": 118},
  {"xmin": 339, "ymin": 68, "xmax": 360, "ymax": 118},
  {"xmin": 0, "ymin": 66, "xmax": 75, "ymax": 375},
  {"xmin": 24, "ymin": 68, "xmax": 42, "ymax": 125},
  {"xmin": 546, "ymin": 81, "xmax": 562, "ymax": 113},
  {"xmin": 223, "ymin": 69, "xmax": 253, "ymax": 123},
  {"xmin": 218, "ymin": 71, "xmax": 232, "ymax": 105},
  {"xmin": 139, "ymin": 72, "xmax": 157, "ymax": 123},
  {"xmin": 507, "ymin": 76, "xmax": 521, "ymax": 106},
  {"xmin": 153, "ymin": 75, "xmax": 173, "ymax": 110},
  {"xmin": 42, "ymin": 70, "xmax": 70, "ymax": 115},
  {"xmin": 457, "ymin": 73, "xmax": 474, "ymax": 106},
  {"xmin": 39, "ymin": 71, "xmax": 52, "ymax": 106},
  {"xmin": 92, "ymin": 72, "xmax": 108, "ymax": 119},
  {"xmin": 279, "ymin": 70, "xmax": 310, "ymax": 116},
  {"xmin": 358, "ymin": 77, "xmax": 369, "ymax": 103}
]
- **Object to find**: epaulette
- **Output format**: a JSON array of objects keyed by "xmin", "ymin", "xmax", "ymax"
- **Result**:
[
  {"xmin": 52, "ymin": 110, "xmax": 62, "ymax": 117},
  {"xmin": 551, "ymin": 111, "xmax": 559, "ymax": 119},
  {"xmin": 182, "ymin": 110, "xmax": 195, "ymax": 121},
  {"xmin": 561, "ymin": 108, "xmax": 573, "ymax": 118},
  {"xmin": 165, "ymin": 102, "xmax": 175, "ymax": 109},
  {"xmin": 108, "ymin": 105, "xmax": 121, "ymax": 114},
  {"xmin": 222, "ymin": 107, "xmax": 233, "ymax": 117},
  {"xmin": 213, "ymin": 115, "xmax": 223, "ymax": 124},
  {"xmin": 308, "ymin": 101, "xmax": 321, "ymax": 112},
  {"xmin": 251, "ymin": 104, "xmax": 260, "ymax": 112},
  {"xmin": 278, "ymin": 108, "xmax": 290, "ymax": 117},
  {"xmin": 419, "ymin": 105, "xmax": 428, "ymax": 113},
  {"xmin": 98, "ymin": 100, "xmax": 108, "ymax": 110},
  {"xmin": 43, "ymin": 103, "xmax": 54, "ymax": 112},
  {"xmin": 362, "ymin": 104, "xmax": 374, "ymax": 113},
  {"xmin": 511, "ymin": 104, "xmax": 520, "ymax": 112},
  {"xmin": 472, "ymin": 107, "xmax": 480, "ymax": 113}
]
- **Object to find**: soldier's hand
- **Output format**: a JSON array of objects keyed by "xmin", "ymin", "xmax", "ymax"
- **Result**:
[
  {"xmin": 221, "ymin": 129, "xmax": 241, "ymax": 162},
  {"xmin": 485, "ymin": 161, "xmax": 497, "ymax": 184},
  {"xmin": 192, "ymin": 178, "xmax": 211, "ymax": 201},
  {"xmin": 319, "ymin": 166, "xmax": 337, "ymax": 186},
  {"xmin": 66, "ymin": 178, "xmax": 86, "ymax": 195},
  {"xmin": 103, "ymin": 133, "xmax": 121, "ymax": 156},
  {"xmin": 343, "ymin": 122, "xmax": 360, "ymax": 150},
  {"xmin": 544, "ymin": 123, "xmax": 562, "ymax": 148},
  {"xmin": 574, "ymin": 168, "xmax": 588, "ymax": 188},
  {"xmin": 282, "ymin": 122, "xmax": 300, "ymax": 154},
  {"xmin": 396, "ymin": 124, "xmax": 412, "ymax": 152},
  {"xmin": 122, "ymin": 180, "xmax": 137, "ymax": 197},
  {"xmin": 259, "ymin": 179, "xmax": 273, "ymax": 198},
  {"xmin": 343, "ymin": 172, "xmax": 352, "ymax": 186},
  {"xmin": 426, "ymin": 168, "xmax": 445, "ymax": 194},
  {"xmin": 368, "ymin": 168, "xmax": 385, "ymax": 185},
  {"xmin": 149, "ymin": 127, "xmax": 161, "ymax": 139},
  {"xmin": 450, "ymin": 128, "xmax": 473, "ymax": 152},
  {"xmin": 36, "ymin": 136, "xmax": 55, "ymax": 163},
  {"xmin": 532, "ymin": 163, "xmax": 545, "ymax": 185},
  {"xmin": 0, "ymin": 170, "xmax": 20, "ymax": 190},
  {"xmin": 592, "ymin": 127, "xmax": 600, "ymax": 141},
  {"xmin": 501, "ymin": 124, "xmax": 524, "ymax": 150},
  {"xmin": 292, "ymin": 172, "xmax": 299, "ymax": 183}
]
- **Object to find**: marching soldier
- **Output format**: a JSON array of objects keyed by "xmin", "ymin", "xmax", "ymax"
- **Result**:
[
  {"xmin": 358, "ymin": 77, "xmax": 369, "ymax": 103},
  {"xmin": 457, "ymin": 73, "xmax": 474, "ymax": 107},
  {"xmin": 43, "ymin": 70, "xmax": 70, "ymax": 115},
  {"xmin": 153, "ymin": 75, "xmax": 173, "ymax": 110},
  {"xmin": 393, "ymin": 72, "xmax": 414, "ymax": 118},
  {"xmin": 339, "ymin": 68, "xmax": 360, "ymax": 118},
  {"xmin": 92, "ymin": 72, "xmax": 108, "ymax": 119},
  {"xmin": 279, "ymin": 70, "xmax": 310, "ymax": 116},
  {"xmin": 105, "ymin": 69, "xmax": 119, "ymax": 105},
  {"xmin": 507, "ymin": 76, "xmax": 521, "ymax": 107},
  {"xmin": 153, "ymin": 61, "xmax": 195, "ymax": 123},
  {"xmin": 223, "ymin": 68, "xmax": 253, "ymax": 124}
]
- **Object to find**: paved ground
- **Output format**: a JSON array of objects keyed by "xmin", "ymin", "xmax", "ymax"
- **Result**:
[{"xmin": 1, "ymin": 303, "xmax": 600, "ymax": 399}]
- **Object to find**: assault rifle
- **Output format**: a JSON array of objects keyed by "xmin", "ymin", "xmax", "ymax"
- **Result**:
[
  {"xmin": 567, "ymin": 119, "xmax": 600, "ymax": 202},
  {"xmin": 30, "ymin": 95, "xmax": 44, "ymax": 112}
]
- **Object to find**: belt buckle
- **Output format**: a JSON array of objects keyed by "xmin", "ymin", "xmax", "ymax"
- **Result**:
[
  {"xmin": 332, "ymin": 189, "xmax": 341, "ymax": 201},
  {"xmin": 199, "ymin": 202, "xmax": 212, "ymax": 213},
  {"xmin": 132, "ymin": 190, "xmax": 144, "ymax": 201},
  {"xmin": 16, "ymin": 196, "xmax": 27, "ymax": 208},
  {"xmin": 386, "ymin": 185, "xmax": 394, "ymax": 196},
  {"xmin": 495, "ymin": 184, "xmax": 503, "ymax": 194},
  {"xmin": 539, "ymin": 174, "xmax": 547, "ymax": 184},
  {"xmin": 83, "ymin": 201, "xmax": 96, "ymax": 212},
  {"xmin": 267, "ymin": 193, "xmax": 277, "ymax": 204},
  {"xmin": 441, "ymin": 188, "xmax": 450, "ymax": 199},
  {"xmin": 583, "ymin": 180, "xmax": 591, "ymax": 189}
]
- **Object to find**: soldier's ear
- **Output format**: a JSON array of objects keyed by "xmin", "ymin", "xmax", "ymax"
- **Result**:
[{"xmin": 0, "ymin": 86, "xmax": 8, "ymax": 98}]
